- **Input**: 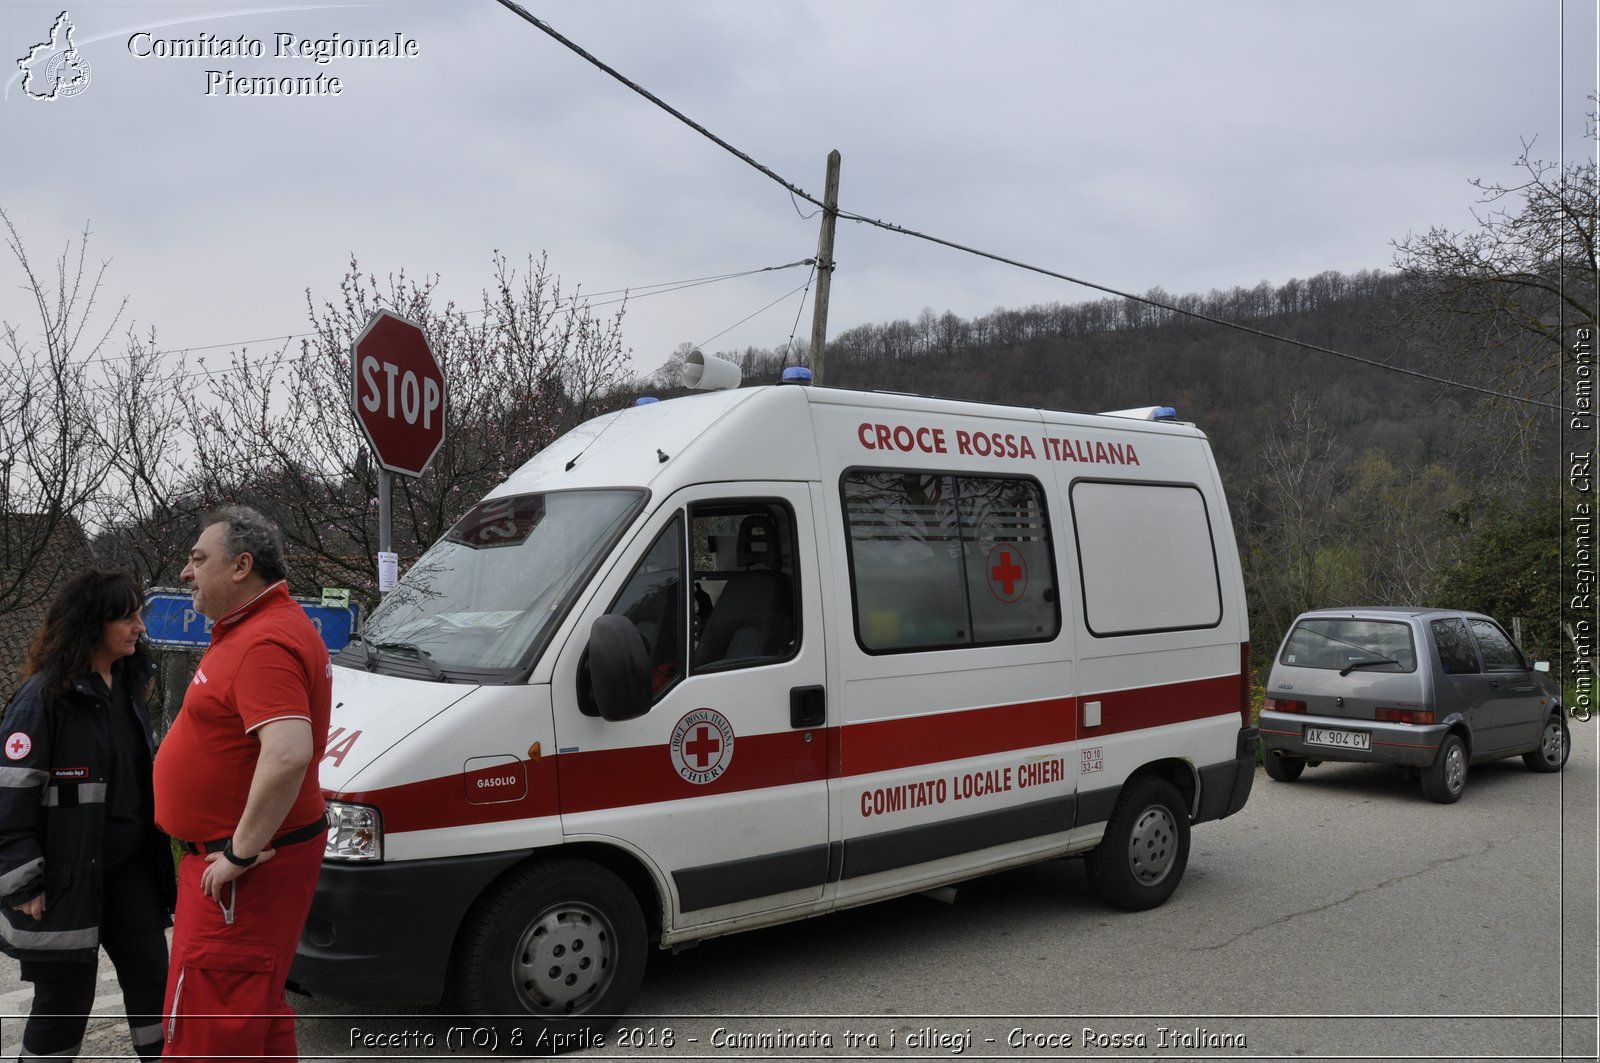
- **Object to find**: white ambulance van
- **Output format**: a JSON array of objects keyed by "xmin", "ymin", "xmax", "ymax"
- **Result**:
[{"xmin": 289, "ymin": 366, "xmax": 1258, "ymax": 1035}]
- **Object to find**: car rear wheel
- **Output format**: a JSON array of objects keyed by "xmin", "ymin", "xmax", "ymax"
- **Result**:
[
  {"xmin": 1085, "ymin": 776, "xmax": 1190, "ymax": 911},
  {"xmin": 1522, "ymin": 712, "xmax": 1571, "ymax": 773},
  {"xmin": 1421, "ymin": 732, "xmax": 1467, "ymax": 803},
  {"xmin": 1264, "ymin": 753, "xmax": 1305, "ymax": 782},
  {"xmin": 454, "ymin": 857, "xmax": 647, "ymax": 1043}
]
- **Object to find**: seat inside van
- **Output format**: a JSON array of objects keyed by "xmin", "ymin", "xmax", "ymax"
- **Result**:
[{"xmin": 695, "ymin": 513, "xmax": 794, "ymax": 666}]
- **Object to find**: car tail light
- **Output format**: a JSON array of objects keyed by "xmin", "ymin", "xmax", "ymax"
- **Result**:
[
  {"xmin": 1240, "ymin": 642, "xmax": 1252, "ymax": 726},
  {"xmin": 1375, "ymin": 707, "xmax": 1435, "ymax": 725},
  {"xmin": 1264, "ymin": 697, "xmax": 1307, "ymax": 714}
]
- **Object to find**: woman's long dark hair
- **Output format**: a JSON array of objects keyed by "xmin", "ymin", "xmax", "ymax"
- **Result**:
[{"xmin": 23, "ymin": 569, "xmax": 147, "ymax": 695}]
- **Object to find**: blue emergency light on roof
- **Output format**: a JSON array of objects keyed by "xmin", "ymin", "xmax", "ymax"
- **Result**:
[
  {"xmin": 1099, "ymin": 404, "xmax": 1180, "ymax": 421},
  {"xmin": 781, "ymin": 367, "xmax": 813, "ymax": 385},
  {"xmin": 634, "ymin": 397, "xmax": 659, "ymax": 405}
]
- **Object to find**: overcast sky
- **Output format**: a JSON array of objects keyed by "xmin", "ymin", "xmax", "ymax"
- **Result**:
[{"xmin": 3, "ymin": 1, "xmax": 1596, "ymax": 387}]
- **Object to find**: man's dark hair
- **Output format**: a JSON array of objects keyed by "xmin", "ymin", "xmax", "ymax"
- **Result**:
[{"xmin": 205, "ymin": 505, "xmax": 289, "ymax": 585}]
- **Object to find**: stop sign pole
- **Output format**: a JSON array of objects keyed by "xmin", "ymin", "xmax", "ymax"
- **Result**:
[
  {"xmin": 350, "ymin": 310, "xmax": 447, "ymax": 592},
  {"xmin": 377, "ymin": 464, "xmax": 396, "ymax": 594}
]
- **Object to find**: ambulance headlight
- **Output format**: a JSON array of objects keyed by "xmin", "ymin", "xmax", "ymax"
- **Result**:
[{"xmin": 324, "ymin": 801, "xmax": 383, "ymax": 862}]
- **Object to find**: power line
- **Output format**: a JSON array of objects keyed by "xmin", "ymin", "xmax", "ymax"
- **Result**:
[
  {"xmin": 780, "ymin": 260, "xmax": 820, "ymax": 367},
  {"xmin": 44, "ymin": 259, "xmax": 815, "ymax": 388},
  {"xmin": 827, "ymin": 220, "xmax": 1568, "ymax": 411},
  {"xmin": 581, "ymin": 259, "xmax": 814, "ymax": 309},
  {"xmin": 695, "ymin": 279, "xmax": 812, "ymax": 350},
  {"xmin": 494, "ymin": 0, "xmax": 1570, "ymax": 416},
  {"xmin": 553, "ymin": 260, "xmax": 814, "ymax": 303}
]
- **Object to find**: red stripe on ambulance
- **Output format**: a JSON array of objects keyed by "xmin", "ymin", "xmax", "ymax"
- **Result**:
[
  {"xmin": 330, "ymin": 673, "xmax": 1243, "ymax": 836},
  {"xmin": 840, "ymin": 696, "xmax": 1076, "ymax": 777},
  {"xmin": 1083, "ymin": 674, "xmax": 1243, "ymax": 736},
  {"xmin": 557, "ymin": 727, "xmax": 826, "ymax": 814}
]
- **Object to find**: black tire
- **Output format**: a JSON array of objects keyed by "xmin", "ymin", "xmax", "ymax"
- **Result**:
[
  {"xmin": 1084, "ymin": 776, "xmax": 1191, "ymax": 911},
  {"xmin": 1264, "ymin": 753, "xmax": 1306, "ymax": 782},
  {"xmin": 1421, "ymin": 732, "xmax": 1468, "ymax": 804},
  {"xmin": 454, "ymin": 858, "xmax": 647, "ymax": 1045},
  {"xmin": 1523, "ymin": 712, "xmax": 1571, "ymax": 773}
]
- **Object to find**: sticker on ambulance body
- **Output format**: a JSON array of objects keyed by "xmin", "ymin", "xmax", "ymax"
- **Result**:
[
  {"xmin": 670, "ymin": 708, "xmax": 735, "ymax": 785},
  {"xmin": 1082, "ymin": 746, "xmax": 1104, "ymax": 774}
]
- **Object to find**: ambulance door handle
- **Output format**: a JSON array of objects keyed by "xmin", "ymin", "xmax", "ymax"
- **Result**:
[{"xmin": 790, "ymin": 685, "xmax": 826, "ymax": 729}]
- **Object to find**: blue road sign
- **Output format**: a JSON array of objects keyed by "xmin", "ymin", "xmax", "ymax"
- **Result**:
[{"xmin": 142, "ymin": 592, "xmax": 360, "ymax": 652}]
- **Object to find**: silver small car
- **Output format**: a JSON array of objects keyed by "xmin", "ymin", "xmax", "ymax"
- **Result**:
[{"xmin": 1259, "ymin": 607, "xmax": 1569, "ymax": 803}]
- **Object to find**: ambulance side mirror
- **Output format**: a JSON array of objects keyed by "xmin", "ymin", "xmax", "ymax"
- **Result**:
[{"xmin": 585, "ymin": 615, "xmax": 652, "ymax": 722}]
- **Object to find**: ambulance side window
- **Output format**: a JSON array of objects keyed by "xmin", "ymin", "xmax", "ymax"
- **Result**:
[
  {"xmin": 1070, "ymin": 480, "xmax": 1221, "ymax": 636},
  {"xmin": 689, "ymin": 500, "xmax": 799, "ymax": 671},
  {"xmin": 608, "ymin": 515, "xmax": 685, "ymax": 698},
  {"xmin": 842, "ymin": 471, "xmax": 1060, "ymax": 653}
]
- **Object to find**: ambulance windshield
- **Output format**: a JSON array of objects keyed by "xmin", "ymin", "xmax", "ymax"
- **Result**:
[{"xmin": 350, "ymin": 489, "xmax": 645, "ymax": 678}]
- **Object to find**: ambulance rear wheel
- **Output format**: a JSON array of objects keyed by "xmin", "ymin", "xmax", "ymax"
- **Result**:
[
  {"xmin": 1084, "ymin": 776, "xmax": 1190, "ymax": 911},
  {"xmin": 456, "ymin": 858, "xmax": 647, "ymax": 1040}
]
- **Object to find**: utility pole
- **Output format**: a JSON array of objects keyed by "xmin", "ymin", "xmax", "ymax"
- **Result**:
[{"xmin": 808, "ymin": 149, "xmax": 841, "ymax": 385}]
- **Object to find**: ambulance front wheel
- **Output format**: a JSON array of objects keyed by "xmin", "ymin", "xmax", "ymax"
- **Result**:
[
  {"xmin": 1083, "ymin": 776, "xmax": 1191, "ymax": 911},
  {"xmin": 455, "ymin": 857, "xmax": 648, "ymax": 1039}
]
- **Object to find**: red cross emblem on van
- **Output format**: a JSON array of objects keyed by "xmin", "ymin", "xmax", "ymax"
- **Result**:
[
  {"xmin": 987, "ymin": 544, "xmax": 1028, "ymax": 603},
  {"xmin": 670, "ymin": 708, "xmax": 735, "ymax": 785}
]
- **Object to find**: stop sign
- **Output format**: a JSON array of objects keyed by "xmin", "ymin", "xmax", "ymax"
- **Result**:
[{"xmin": 350, "ymin": 310, "xmax": 447, "ymax": 477}]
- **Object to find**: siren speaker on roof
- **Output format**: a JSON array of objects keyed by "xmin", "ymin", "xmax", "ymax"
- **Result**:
[{"xmin": 683, "ymin": 349, "xmax": 741, "ymax": 391}]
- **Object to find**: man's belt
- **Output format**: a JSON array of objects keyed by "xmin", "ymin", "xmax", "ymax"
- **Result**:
[{"xmin": 175, "ymin": 816, "xmax": 328, "ymax": 856}]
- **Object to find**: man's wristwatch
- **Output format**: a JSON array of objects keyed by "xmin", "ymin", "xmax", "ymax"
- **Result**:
[{"xmin": 222, "ymin": 839, "xmax": 259, "ymax": 867}]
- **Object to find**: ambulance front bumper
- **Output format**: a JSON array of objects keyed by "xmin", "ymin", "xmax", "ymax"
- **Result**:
[{"xmin": 289, "ymin": 850, "xmax": 529, "ymax": 1004}]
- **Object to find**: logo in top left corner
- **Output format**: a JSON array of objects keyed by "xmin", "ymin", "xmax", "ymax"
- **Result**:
[{"xmin": 17, "ymin": 10, "xmax": 92, "ymax": 101}]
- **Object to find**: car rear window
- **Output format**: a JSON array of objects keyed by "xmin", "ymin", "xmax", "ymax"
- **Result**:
[{"xmin": 1280, "ymin": 618, "xmax": 1417, "ymax": 673}]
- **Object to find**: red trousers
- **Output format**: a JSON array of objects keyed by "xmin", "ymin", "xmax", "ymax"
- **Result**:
[{"xmin": 162, "ymin": 839, "xmax": 322, "ymax": 1062}]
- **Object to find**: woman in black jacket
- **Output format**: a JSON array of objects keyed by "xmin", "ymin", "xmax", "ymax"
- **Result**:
[{"xmin": 0, "ymin": 570, "xmax": 175, "ymax": 1062}]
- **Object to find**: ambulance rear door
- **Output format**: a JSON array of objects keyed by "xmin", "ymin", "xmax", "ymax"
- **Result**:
[{"xmin": 550, "ymin": 482, "xmax": 831, "ymax": 931}]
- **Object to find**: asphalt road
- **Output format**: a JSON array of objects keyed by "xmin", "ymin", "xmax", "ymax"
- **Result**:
[{"xmin": 8, "ymin": 727, "xmax": 1596, "ymax": 1062}]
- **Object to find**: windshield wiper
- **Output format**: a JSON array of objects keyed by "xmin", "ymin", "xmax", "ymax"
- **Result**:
[
  {"xmin": 346, "ymin": 632, "xmax": 378, "ymax": 672},
  {"xmin": 1340, "ymin": 655, "xmax": 1401, "ymax": 677},
  {"xmin": 1302, "ymin": 627, "xmax": 1405, "ymax": 676},
  {"xmin": 375, "ymin": 641, "xmax": 445, "ymax": 681}
]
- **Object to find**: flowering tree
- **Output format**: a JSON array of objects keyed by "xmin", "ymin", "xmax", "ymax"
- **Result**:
[
  {"xmin": 179, "ymin": 253, "xmax": 634, "ymax": 601},
  {"xmin": 0, "ymin": 210, "xmax": 192, "ymax": 612}
]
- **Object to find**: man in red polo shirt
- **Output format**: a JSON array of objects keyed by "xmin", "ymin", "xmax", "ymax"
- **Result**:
[{"xmin": 153, "ymin": 506, "xmax": 331, "ymax": 1061}]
